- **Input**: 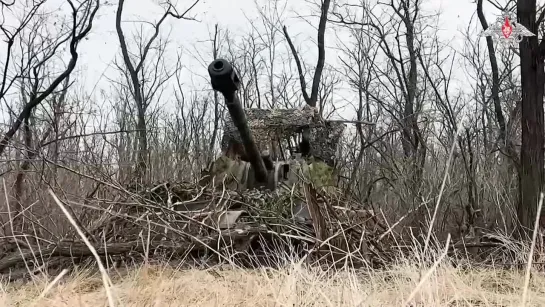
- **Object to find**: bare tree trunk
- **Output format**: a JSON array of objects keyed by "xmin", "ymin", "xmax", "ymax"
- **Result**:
[
  {"xmin": 282, "ymin": 0, "xmax": 331, "ymax": 108},
  {"xmin": 135, "ymin": 107, "xmax": 148, "ymax": 181},
  {"xmin": 12, "ymin": 78, "xmax": 67, "ymax": 231},
  {"xmin": 396, "ymin": 1, "xmax": 426, "ymax": 197},
  {"xmin": 282, "ymin": 0, "xmax": 331, "ymax": 158},
  {"xmin": 518, "ymin": 0, "xmax": 545, "ymax": 234},
  {"xmin": 12, "ymin": 115, "xmax": 32, "ymax": 230},
  {"xmin": 115, "ymin": 0, "xmax": 200, "ymax": 183},
  {"xmin": 115, "ymin": 0, "xmax": 148, "ymax": 181},
  {"xmin": 50, "ymin": 77, "xmax": 70, "ymax": 182},
  {"xmin": 477, "ymin": 0, "xmax": 507, "ymax": 143}
]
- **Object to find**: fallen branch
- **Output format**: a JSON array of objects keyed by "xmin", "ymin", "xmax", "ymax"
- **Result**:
[{"xmin": 0, "ymin": 227, "xmax": 266, "ymax": 272}]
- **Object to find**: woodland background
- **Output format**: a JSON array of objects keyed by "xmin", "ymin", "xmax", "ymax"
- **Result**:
[{"xmin": 0, "ymin": 0, "xmax": 541, "ymax": 261}]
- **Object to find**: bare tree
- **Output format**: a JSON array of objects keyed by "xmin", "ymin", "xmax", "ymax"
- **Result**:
[
  {"xmin": 250, "ymin": 0, "xmax": 287, "ymax": 108},
  {"xmin": 517, "ymin": 0, "xmax": 544, "ymax": 233},
  {"xmin": 281, "ymin": 0, "xmax": 332, "ymax": 159},
  {"xmin": 335, "ymin": 17, "xmax": 381, "ymax": 192},
  {"xmin": 115, "ymin": 0, "xmax": 201, "ymax": 182},
  {"xmin": 0, "ymin": 0, "xmax": 100, "ymax": 156},
  {"xmin": 282, "ymin": 0, "xmax": 331, "ymax": 109},
  {"xmin": 475, "ymin": 0, "xmax": 545, "ymax": 233},
  {"xmin": 331, "ymin": 0, "xmax": 427, "ymax": 202},
  {"xmin": 184, "ymin": 23, "xmax": 230, "ymax": 162},
  {"xmin": 0, "ymin": 0, "xmax": 45, "ymax": 105},
  {"xmin": 477, "ymin": 0, "xmax": 509, "ymax": 145},
  {"xmin": 217, "ymin": 31, "xmax": 262, "ymax": 109},
  {"xmin": 0, "ymin": 0, "xmax": 99, "ymax": 236}
]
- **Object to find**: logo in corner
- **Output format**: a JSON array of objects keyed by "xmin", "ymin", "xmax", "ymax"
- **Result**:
[{"xmin": 480, "ymin": 10, "xmax": 535, "ymax": 48}]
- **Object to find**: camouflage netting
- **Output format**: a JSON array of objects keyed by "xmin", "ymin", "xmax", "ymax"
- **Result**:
[
  {"xmin": 221, "ymin": 105, "xmax": 345, "ymax": 165},
  {"xmin": 130, "ymin": 158, "xmax": 393, "ymax": 266}
]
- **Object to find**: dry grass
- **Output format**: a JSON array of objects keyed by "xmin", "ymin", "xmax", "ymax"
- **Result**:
[{"xmin": 2, "ymin": 260, "xmax": 545, "ymax": 307}]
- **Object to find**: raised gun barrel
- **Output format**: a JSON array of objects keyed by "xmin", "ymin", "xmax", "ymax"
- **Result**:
[{"xmin": 208, "ymin": 59, "xmax": 268, "ymax": 183}]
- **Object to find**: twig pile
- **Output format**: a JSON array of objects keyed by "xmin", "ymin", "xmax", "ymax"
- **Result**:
[{"xmin": 0, "ymin": 178, "xmax": 395, "ymax": 281}]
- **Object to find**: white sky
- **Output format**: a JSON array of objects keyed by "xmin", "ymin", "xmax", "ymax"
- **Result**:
[
  {"xmin": 0, "ymin": 0, "xmax": 511, "ymax": 127},
  {"xmin": 77, "ymin": 0, "xmax": 478, "ymax": 86}
]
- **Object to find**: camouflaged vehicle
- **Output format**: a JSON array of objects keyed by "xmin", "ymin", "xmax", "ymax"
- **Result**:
[
  {"xmin": 203, "ymin": 59, "xmax": 345, "ymax": 195},
  {"xmin": 129, "ymin": 59, "xmax": 386, "ymax": 266}
]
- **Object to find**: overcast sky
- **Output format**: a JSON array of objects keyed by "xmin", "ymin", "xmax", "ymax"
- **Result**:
[
  {"xmin": 0, "ymin": 0, "xmax": 509, "ymax": 125},
  {"xmin": 77, "ymin": 0, "xmax": 482, "ymax": 84},
  {"xmin": 72, "ymin": 0, "xmax": 493, "ymax": 118}
]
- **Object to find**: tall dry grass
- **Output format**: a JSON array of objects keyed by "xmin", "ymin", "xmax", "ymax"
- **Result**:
[{"xmin": 2, "ymin": 252, "xmax": 545, "ymax": 307}]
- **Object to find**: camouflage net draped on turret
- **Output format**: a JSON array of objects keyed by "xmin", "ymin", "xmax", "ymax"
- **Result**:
[{"xmin": 221, "ymin": 105, "xmax": 346, "ymax": 165}]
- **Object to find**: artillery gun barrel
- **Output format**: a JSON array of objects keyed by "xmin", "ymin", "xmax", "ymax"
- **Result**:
[{"xmin": 208, "ymin": 59, "xmax": 268, "ymax": 183}]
